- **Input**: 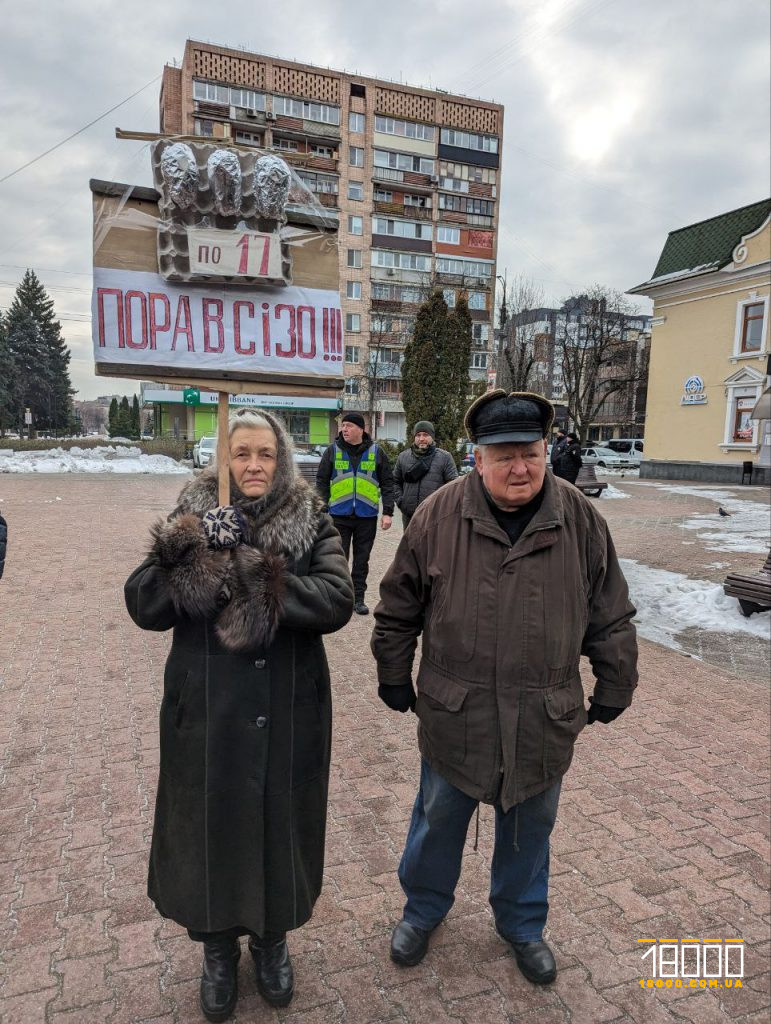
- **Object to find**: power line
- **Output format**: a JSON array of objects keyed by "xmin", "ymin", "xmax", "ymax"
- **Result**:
[{"xmin": 0, "ymin": 74, "xmax": 161, "ymax": 186}]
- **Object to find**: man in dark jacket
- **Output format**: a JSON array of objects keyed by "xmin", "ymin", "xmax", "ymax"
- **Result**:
[
  {"xmin": 393, "ymin": 421, "xmax": 458, "ymax": 529},
  {"xmin": 316, "ymin": 411, "xmax": 395, "ymax": 615},
  {"xmin": 0, "ymin": 511, "xmax": 6, "ymax": 579},
  {"xmin": 553, "ymin": 432, "xmax": 582, "ymax": 485},
  {"xmin": 371, "ymin": 390, "xmax": 637, "ymax": 986},
  {"xmin": 550, "ymin": 428, "xmax": 567, "ymax": 469}
]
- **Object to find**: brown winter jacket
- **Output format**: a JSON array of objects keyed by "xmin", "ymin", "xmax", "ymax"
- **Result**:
[{"xmin": 371, "ymin": 469, "xmax": 638, "ymax": 811}]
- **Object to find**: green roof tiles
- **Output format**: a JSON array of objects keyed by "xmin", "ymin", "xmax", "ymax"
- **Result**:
[{"xmin": 651, "ymin": 198, "xmax": 771, "ymax": 281}]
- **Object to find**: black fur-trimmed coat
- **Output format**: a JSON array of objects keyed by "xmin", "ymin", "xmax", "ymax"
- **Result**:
[{"xmin": 124, "ymin": 461, "xmax": 354, "ymax": 936}]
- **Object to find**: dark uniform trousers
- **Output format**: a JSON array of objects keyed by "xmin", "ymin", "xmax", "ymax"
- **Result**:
[{"xmin": 332, "ymin": 515, "xmax": 378, "ymax": 600}]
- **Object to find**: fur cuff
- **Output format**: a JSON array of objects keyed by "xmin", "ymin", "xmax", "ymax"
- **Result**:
[
  {"xmin": 150, "ymin": 514, "xmax": 230, "ymax": 619},
  {"xmin": 215, "ymin": 548, "xmax": 288, "ymax": 652}
]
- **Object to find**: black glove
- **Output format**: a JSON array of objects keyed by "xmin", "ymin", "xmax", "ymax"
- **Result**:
[
  {"xmin": 586, "ymin": 697, "xmax": 626, "ymax": 725},
  {"xmin": 378, "ymin": 683, "xmax": 417, "ymax": 713},
  {"xmin": 201, "ymin": 506, "xmax": 245, "ymax": 549}
]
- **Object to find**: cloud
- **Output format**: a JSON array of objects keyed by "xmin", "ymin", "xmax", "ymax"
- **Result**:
[{"xmin": 0, "ymin": 0, "xmax": 768, "ymax": 398}]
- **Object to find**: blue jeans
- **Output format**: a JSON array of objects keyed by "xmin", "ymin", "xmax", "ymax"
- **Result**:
[{"xmin": 399, "ymin": 759, "xmax": 561, "ymax": 942}]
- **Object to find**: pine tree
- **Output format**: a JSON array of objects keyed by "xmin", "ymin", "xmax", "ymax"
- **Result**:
[
  {"xmin": 113, "ymin": 396, "xmax": 133, "ymax": 438},
  {"xmin": 108, "ymin": 398, "xmax": 119, "ymax": 437},
  {"xmin": 5, "ymin": 270, "xmax": 74, "ymax": 433},
  {"xmin": 130, "ymin": 395, "xmax": 141, "ymax": 439},
  {"xmin": 5, "ymin": 310, "xmax": 48, "ymax": 435},
  {"xmin": 442, "ymin": 297, "xmax": 473, "ymax": 459},
  {"xmin": 0, "ymin": 312, "xmax": 14, "ymax": 433}
]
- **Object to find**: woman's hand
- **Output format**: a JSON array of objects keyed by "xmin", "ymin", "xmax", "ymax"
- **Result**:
[{"xmin": 202, "ymin": 506, "xmax": 246, "ymax": 549}]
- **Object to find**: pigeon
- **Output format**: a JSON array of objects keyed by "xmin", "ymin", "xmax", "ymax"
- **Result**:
[{"xmin": 718, "ymin": 507, "xmax": 732, "ymax": 517}]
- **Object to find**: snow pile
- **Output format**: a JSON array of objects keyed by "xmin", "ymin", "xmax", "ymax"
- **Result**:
[
  {"xmin": 602, "ymin": 484, "xmax": 630, "ymax": 500},
  {"xmin": 657, "ymin": 484, "xmax": 771, "ymax": 554},
  {"xmin": 596, "ymin": 466, "xmax": 640, "ymax": 478},
  {"xmin": 620, "ymin": 558, "xmax": 771, "ymax": 649},
  {"xmin": 0, "ymin": 446, "xmax": 190, "ymax": 475}
]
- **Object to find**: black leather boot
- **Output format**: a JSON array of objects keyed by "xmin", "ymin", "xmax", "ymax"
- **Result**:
[
  {"xmin": 199, "ymin": 936, "xmax": 241, "ymax": 1022},
  {"xmin": 249, "ymin": 934, "xmax": 294, "ymax": 1007}
]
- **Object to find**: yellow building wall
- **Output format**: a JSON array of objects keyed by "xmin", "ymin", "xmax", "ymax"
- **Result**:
[{"xmin": 645, "ymin": 227, "xmax": 770, "ymax": 465}]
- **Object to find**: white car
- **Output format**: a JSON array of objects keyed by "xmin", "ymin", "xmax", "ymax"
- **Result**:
[
  {"xmin": 193, "ymin": 436, "xmax": 216, "ymax": 468},
  {"xmin": 580, "ymin": 446, "xmax": 636, "ymax": 469}
]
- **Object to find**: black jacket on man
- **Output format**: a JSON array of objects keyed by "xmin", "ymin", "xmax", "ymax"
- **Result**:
[
  {"xmin": 394, "ymin": 444, "xmax": 458, "ymax": 517},
  {"xmin": 315, "ymin": 432, "xmax": 395, "ymax": 517},
  {"xmin": 553, "ymin": 439, "xmax": 582, "ymax": 485}
]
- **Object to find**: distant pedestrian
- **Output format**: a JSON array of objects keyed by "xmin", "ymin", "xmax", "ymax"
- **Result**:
[
  {"xmin": 550, "ymin": 428, "xmax": 567, "ymax": 470},
  {"xmin": 0, "ymin": 511, "xmax": 6, "ymax": 579},
  {"xmin": 316, "ymin": 412, "xmax": 395, "ymax": 615},
  {"xmin": 394, "ymin": 421, "xmax": 458, "ymax": 529},
  {"xmin": 552, "ymin": 432, "xmax": 582, "ymax": 485}
]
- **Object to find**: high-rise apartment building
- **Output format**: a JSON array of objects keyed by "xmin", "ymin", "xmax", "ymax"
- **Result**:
[{"xmin": 160, "ymin": 40, "xmax": 504, "ymax": 440}]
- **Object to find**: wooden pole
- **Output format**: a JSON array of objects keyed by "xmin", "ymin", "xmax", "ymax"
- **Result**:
[{"xmin": 217, "ymin": 392, "xmax": 230, "ymax": 506}]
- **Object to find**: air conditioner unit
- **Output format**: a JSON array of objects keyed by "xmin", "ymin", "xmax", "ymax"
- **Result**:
[
  {"xmin": 430, "ymin": 175, "xmax": 439, "ymax": 184},
  {"xmin": 246, "ymin": 109, "xmax": 259, "ymax": 119},
  {"xmin": 266, "ymin": 111, "xmax": 277, "ymax": 121},
  {"xmin": 387, "ymin": 269, "xmax": 396, "ymax": 277}
]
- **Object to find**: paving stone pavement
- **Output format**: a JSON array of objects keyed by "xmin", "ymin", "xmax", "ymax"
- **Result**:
[{"xmin": 0, "ymin": 474, "xmax": 768, "ymax": 1024}]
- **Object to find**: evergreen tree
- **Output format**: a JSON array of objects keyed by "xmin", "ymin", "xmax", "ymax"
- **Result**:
[
  {"xmin": 5, "ymin": 310, "xmax": 48, "ymax": 435},
  {"xmin": 108, "ymin": 398, "xmax": 119, "ymax": 437},
  {"xmin": 130, "ymin": 394, "xmax": 141, "ymax": 439},
  {"xmin": 111, "ymin": 396, "xmax": 133, "ymax": 438},
  {"xmin": 5, "ymin": 270, "xmax": 74, "ymax": 433},
  {"xmin": 401, "ymin": 291, "xmax": 472, "ymax": 461},
  {"xmin": 0, "ymin": 312, "xmax": 14, "ymax": 433}
]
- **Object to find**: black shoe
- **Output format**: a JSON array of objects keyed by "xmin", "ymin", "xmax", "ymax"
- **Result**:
[
  {"xmin": 199, "ymin": 937, "xmax": 240, "ymax": 1022},
  {"xmin": 510, "ymin": 940, "xmax": 557, "ymax": 985},
  {"xmin": 354, "ymin": 600, "xmax": 369, "ymax": 615},
  {"xmin": 248, "ymin": 935, "xmax": 294, "ymax": 1007},
  {"xmin": 390, "ymin": 919, "xmax": 431, "ymax": 967}
]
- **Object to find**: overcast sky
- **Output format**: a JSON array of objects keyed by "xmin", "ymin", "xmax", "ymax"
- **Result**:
[{"xmin": 0, "ymin": 0, "xmax": 768, "ymax": 400}]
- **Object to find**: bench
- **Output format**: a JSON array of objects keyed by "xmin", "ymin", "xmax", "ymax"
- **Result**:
[
  {"xmin": 723, "ymin": 549, "xmax": 771, "ymax": 617},
  {"xmin": 575, "ymin": 464, "xmax": 608, "ymax": 498}
]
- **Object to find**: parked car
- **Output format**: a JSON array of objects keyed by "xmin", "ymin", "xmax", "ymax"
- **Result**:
[
  {"xmin": 605, "ymin": 438, "xmax": 644, "ymax": 461},
  {"xmin": 580, "ymin": 446, "xmax": 636, "ymax": 469},
  {"xmin": 193, "ymin": 436, "xmax": 216, "ymax": 468}
]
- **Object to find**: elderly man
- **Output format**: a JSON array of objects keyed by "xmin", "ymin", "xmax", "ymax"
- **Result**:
[
  {"xmin": 371, "ymin": 390, "xmax": 637, "ymax": 985},
  {"xmin": 393, "ymin": 420, "xmax": 458, "ymax": 530}
]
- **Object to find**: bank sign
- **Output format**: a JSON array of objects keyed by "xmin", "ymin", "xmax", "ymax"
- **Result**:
[
  {"xmin": 681, "ymin": 375, "xmax": 708, "ymax": 406},
  {"xmin": 92, "ymin": 268, "xmax": 343, "ymax": 379}
]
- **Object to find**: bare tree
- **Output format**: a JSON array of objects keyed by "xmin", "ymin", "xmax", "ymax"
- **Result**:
[
  {"xmin": 350, "ymin": 305, "xmax": 412, "ymax": 439},
  {"xmin": 496, "ymin": 275, "xmax": 549, "ymax": 393},
  {"xmin": 557, "ymin": 286, "xmax": 647, "ymax": 441}
]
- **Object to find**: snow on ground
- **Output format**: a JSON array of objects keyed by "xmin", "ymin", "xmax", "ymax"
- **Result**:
[
  {"xmin": 620, "ymin": 558, "xmax": 771, "ymax": 650},
  {"xmin": 601, "ymin": 484, "xmax": 629, "ymax": 500},
  {"xmin": 0, "ymin": 446, "xmax": 190, "ymax": 475},
  {"xmin": 596, "ymin": 466, "xmax": 640, "ymax": 478},
  {"xmin": 652, "ymin": 484, "xmax": 770, "ymax": 555}
]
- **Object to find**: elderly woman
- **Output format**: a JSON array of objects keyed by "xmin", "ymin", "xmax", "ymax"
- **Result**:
[{"xmin": 125, "ymin": 410, "xmax": 353, "ymax": 1022}]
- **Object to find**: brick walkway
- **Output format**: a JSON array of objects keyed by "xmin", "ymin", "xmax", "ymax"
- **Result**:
[{"xmin": 0, "ymin": 475, "xmax": 768, "ymax": 1023}]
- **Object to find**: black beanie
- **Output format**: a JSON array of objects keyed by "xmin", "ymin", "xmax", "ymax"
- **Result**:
[
  {"xmin": 341, "ymin": 411, "xmax": 365, "ymax": 429},
  {"xmin": 413, "ymin": 420, "xmax": 435, "ymax": 438}
]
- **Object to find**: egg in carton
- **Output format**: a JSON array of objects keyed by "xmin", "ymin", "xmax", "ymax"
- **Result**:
[{"xmin": 152, "ymin": 140, "xmax": 293, "ymax": 286}]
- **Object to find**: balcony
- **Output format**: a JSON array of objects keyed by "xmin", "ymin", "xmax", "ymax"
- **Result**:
[
  {"xmin": 368, "ymin": 358, "xmax": 403, "ymax": 379},
  {"xmin": 373, "ymin": 167, "xmax": 404, "ymax": 184},
  {"xmin": 373, "ymin": 200, "xmax": 433, "ymax": 221}
]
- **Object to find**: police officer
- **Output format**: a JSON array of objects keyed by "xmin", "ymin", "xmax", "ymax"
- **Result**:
[{"xmin": 316, "ymin": 412, "xmax": 395, "ymax": 615}]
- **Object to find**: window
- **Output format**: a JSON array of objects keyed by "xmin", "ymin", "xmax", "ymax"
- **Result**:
[
  {"xmin": 436, "ymin": 256, "xmax": 493, "ymax": 278},
  {"xmin": 345, "ymin": 313, "xmax": 361, "ymax": 332},
  {"xmin": 373, "ymin": 150, "xmax": 434, "ymax": 175},
  {"xmin": 344, "ymin": 378, "xmax": 360, "ymax": 395},
  {"xmin": 733, "ymin": 397, "xmax": 756, "ymax": 441},
  {"xmin": 372, "ymin": 217, "xmax": 432, "ymax": 240},
  {"xmin": 347, "ymin": 249, "xmax": 362, "ymax": 268},
  {"xmin": 297, "ymin": 170, "xmax": 338, "ymax": 194},
  {"xmin": 349, "ymin": 146, "xmax": 364, "ymax": 167},
  {"xmin": 467, "ymin": 291, "xmax": 487, "ymax": 310},
  {"xmin": 439, "ymin": 161, "xmax": 496, "ymax": 185},
  {"xmin": 286, "ymin": 412, "xmax": 310, "ymax": 443},
  {"xmin": 273, "ymin": 95, "xmax": 340, "ymax": 124},
  {"xmin": 349, "ymin": 111, "xmax": 365, "ymax": 133},
  {"xmin": 235, "ymin": 130, "xmax": 262, "ymax": 147},
  {"xmin": 372, "ymin": 250, "xmax": 432, "ymax": 271},
  {"xmin": 193, "ymin": 81, "xmax": 267, "ymax": 111},
  {"xmin": 371, "ymin": 316, "xmax": 393, "ymax": 333},
  {"xmin": 470, "ymin": 352, "xmax": 488, "ymax": 368},
  {"xmin": 346, "ymin": 281, "xmax": 362, "ymax": 300},
  {"xmin": 741, "ymin": 301, "xmax": 765, "ymax": 353},
  {"xmin": 345, "ymin": 345, "xmax": 360, "ymax": 363},
  {"xmin": 348, "ymin": 215, "xmax": 363, "ymax": 235},
  {"xmin": 472, "ymin": 324, "xmax": 490, "ymax": 343},
  {"xmin": 194, "ymin": 119, "xmax": 215, "ymax": 137},
  {"xmin": 374, "ymin": 188, "xmax": 393, "ymax": 202},
  {"xmin": 310, "ymin": 144, "xmax": 334, "ymax": 158},
  {"xmin": 443, "ymin": 289, "xmax": 456, "ymax": 308},
  {"xmin": 274, "ymin": 138, "xmax": 298, "ymax": 152},
  {"xmin": 440, "ymin": 128, "xmax": 499, "ymax": 153},
  {"xmin": 403, "ymin": 193, "xmax": 430, "ymax": 208},
  {"xmin": 374, "ymin": 115, "xmax": 435, "ymax": 141},
  {"xmin": 438, "ymin": 225, "xmax": 460, "ymax": 244},
  {"xmin": 347, "ymin": 181, "xmax": 364, "ymax": 200}
]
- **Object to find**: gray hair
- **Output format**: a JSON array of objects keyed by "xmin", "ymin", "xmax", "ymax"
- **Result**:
[{"xmin": 226, "ymin": 409, "xmax": 277, "ymax": 440}]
